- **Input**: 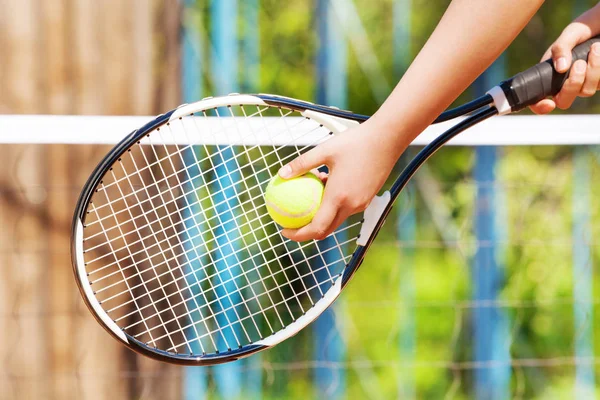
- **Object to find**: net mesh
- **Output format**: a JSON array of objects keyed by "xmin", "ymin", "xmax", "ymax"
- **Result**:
[
  {"xmin": 0, "ymin": 115, "xmax": 598, "ymax": 399},
  {"xmin": 80, "ymin": 104, "xmax": 362, "ymax": 355}
]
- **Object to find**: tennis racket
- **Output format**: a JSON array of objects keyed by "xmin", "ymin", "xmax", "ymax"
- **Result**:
[{"xmin": 72, "ymin": 37, "xmax": 600, "ymax": 365}]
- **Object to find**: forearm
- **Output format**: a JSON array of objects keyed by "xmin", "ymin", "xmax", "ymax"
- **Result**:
[
  {"xmin": 573, "ymin": 2, "xmax": 600, "ymax": 34},
  {"xmin": 371, "ymin": 0, "xmax": 544, "ymax": 151}
]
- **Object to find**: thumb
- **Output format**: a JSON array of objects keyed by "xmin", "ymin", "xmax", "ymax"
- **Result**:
[
  {"xmin": 550, "ymin": 26, "xmax": 592, "ymax": 72},
  {"xmin": 278, "ymin": 144, "xmax": 330, "ymax": 179},
  {"xmin": 529, "ymin": 98, "xmax": 556, "ymax": 115}
]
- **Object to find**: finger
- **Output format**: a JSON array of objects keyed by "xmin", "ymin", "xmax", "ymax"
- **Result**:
[
  {"xmin": 327, "ymin": 211, "xmax": 350, "ymax": 237},
  {"xmin": 281, "ymin": 194, "xmax": 339, "ymax": 242},
  {"xmin": 288, "ymin": 209, "xmax": 350, "ymax": 242},
  {"xmin": 278, "ymin": 145, "xmax": 331, "ymax": 179},
  {"xmin": 529, "ymin": 99, "xmax": 556, "ymax": 115},
  {"xmin": 581, "ymin": 42, "xmax": 600, "ymax": 97},
  {"xmin": 555, "ymin": 60, "xmax": 587, "ymax": 109},
  {"xmin": 310, "ymin": 168, "xmax": 329, "ymax": 184},
  {"xmin": 550, "ymin": 25, "xmax": 592, "ymax": 72},
  {"xmin": 540, "ymin": 46, "xmax": 552, "ymax": 62}
]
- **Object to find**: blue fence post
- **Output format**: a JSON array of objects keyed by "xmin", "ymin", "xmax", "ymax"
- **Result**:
[
  {"xmin": 241, "ymin": 0, "xmax": 260, "ymax": 94},
  {"xmin": 240, "ymin": 0, "xmax": 263, "ymax": 398},
  {"xmin": 573, "ymin": 147, "xmax": 595, "ymax": 399},
  {"xmin": 314, "ymin": 0, "xmax": 347, "ymax": 398},
  {"xmin": 211, "ymin": 0, "xmax": 243, "ymax": 398},
  {"xmin": 571, "ymin": 5, "xmax": 595, "ymax": 398},
  {"xmin": 397, "ymin": 181, "xmax": 416, "ymax": 399},
  {"xmin": 393, "ymin": 1, "xmax": 415, "ymax": 398},
  {"xmin": 472, "ymin": 58, "xmax": 511, "ymax": 400},
  {"xmin": 393, "ymin": 0, "xmax": 411, "ymax": 79},
  {"xmin": 211, "ymin": 0, "xmax": 239, "ymax": 96},
  {"xmin": 181, "ymin": 1, "xmax": 208, "ymax": 399}
]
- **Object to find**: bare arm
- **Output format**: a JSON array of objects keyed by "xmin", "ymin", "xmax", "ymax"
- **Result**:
[
  {"xmin": 372, "ymin": 0, "xmax": 544, "ymax": 152},
  {"xmin": 281, "ymin": 0, "xmax": 545, "ymax": 242}
]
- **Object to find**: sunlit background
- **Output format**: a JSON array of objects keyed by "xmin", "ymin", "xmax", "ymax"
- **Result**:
[{"xmin": 0, "ymin": 0, "xmax": 599, "ymax": 399}]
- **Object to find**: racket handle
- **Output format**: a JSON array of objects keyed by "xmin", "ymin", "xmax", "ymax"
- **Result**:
[{"xmin": 496, "ymin": 35, "xmax": 600, "ymax": 112}]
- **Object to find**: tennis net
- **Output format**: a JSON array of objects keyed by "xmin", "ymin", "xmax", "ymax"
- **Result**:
[{"xmin": 0, "ymin": 114, "xmax": 597, "ymax": 400}]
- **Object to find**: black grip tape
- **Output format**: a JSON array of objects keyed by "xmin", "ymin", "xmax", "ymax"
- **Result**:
[{"xmin": 500, "ymin": 35, "xmax": 600, "ymax": 112}]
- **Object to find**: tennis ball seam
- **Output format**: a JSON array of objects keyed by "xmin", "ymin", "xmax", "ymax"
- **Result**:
[{"xmin": 265, "ymin": 186, "xmax": 321, "ymax": 218}]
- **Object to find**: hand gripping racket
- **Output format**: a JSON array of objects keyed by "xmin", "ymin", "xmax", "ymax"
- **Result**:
[{"xmin": 72, "ymin": 37, "xmax": 600, "ymax": 365}]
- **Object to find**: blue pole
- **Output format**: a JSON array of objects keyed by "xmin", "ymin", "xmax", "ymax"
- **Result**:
[
  {"xmin": 573, "ymin": 147, "xmax": 595, "ymax": 399},
  {"xmin": 212, "ymin": 0, "xmax": 239, "ymax": 96},
  {"xmin": 181, "ymin": 1, "xmax": 207, "ymax": 399},
  {"xmin": 314, "ymin": 0, "xmax": 347, "ymax": 398},
  {"xmin": 393, "ymin": 1, "xmax": 415, "ymax": 398},
  {"xmin": 472, "ymin": 57, "xmax": 511, "ymax": 400},
  {"xmin": 240, "ymin": 0, "xmax": 263, "ymax": 397},
  {"xmin": 570, "ymin": 3, "xmax": 595, "ymax": 397},
  {"xmin": 182, "ymin": 0, "xmax": 203, "ymax": 104},
  {"xmin": 241, "ymin": 0, "xmax": 260, "ymax": 94},
  {"xmin": 316, "ymin": 0, "xmax": 348, "ymax": 107},
  {"xmin": 211, "ymin": 1, "xmax": 243, "ymax": 398},
  {"xmin": 393, "ymin": 0, "xmax": 411, "ymax": 78},
  {"xmin": 571, "ymin": 5, "xmax": 595, "ymax": 399},
  {"xmin": 397, "ymin": 180, "xmax": 416, "ymax": 399}
]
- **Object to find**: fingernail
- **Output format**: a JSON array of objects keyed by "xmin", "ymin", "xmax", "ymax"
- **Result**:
[
  {"xmin": 593, "ymin": 44, "xmax": 600, "ymax": 55},
  {"xmin": 278, "ymin": 165, "xmax": 292, "ymax": 178},
  {"xmin": 556, "ymin": 57, "xmax": 568, "ymax": 71},
  {"xmin": 575, "ymin": 61, "xmax": 586, "ymax": 73}
]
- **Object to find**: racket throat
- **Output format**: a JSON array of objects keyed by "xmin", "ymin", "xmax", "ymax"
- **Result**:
[
  {"xmin": 357, "ymin": 191, "xmax": 391, "ymax": 246},
  {"xmin": 302, "ymin": 109, "xmax": 360, "ymax": 133},
  {"xmin": 486, "ymin": 86, "xmax": 511, "ymax": 116}
]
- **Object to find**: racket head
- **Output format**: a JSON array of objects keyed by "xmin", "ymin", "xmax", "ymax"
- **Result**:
[{"xmin": 71, "ymin": 94, "xmax": 372, "ymax": 365}]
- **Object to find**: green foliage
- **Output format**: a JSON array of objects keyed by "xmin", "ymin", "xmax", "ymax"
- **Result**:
[{"xmin": 188, "ymin": 1, "xmax": 599, "ymax": 398}]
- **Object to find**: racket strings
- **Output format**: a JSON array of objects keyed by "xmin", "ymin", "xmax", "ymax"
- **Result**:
[
  {"xmin": 121, "ymin": 235, "xmax": 358, "ymax": 338},
  {"xmin": 84, "ymin": 118, "xmax": 326, "ymax": 277},
  {"xmin": 83, "ymin": 116, "xmax": 324, "ymax": 246},
  {"xmin": 115, "ymin": 133, "xmax": 219, "ymax": 352},
  {"xmin": 160, "ymin": 250, "xmax": 357, "ymax": 352},
  {"xmin": 90, "ymin": 185, "xmax": 164, "ymax": 348},
  {"xmin": 94, "ymin": 127, "xmax": 312, "ymax": 350},
  {"xmin": 86, "ymin": 122, "xmax": 327, "ymax": 288},
  {"xmin": 190, "ymin": 108, "xmax": 300, "ymax": 332},
  {"xmin": 251, "ymin": 105, "xmax": 339, "ymax": 298},
  {"xmin": 98, "ymin": 221, "xmax": 359, "ymax": 313},
  {"xmin": 89, "ymin": 209, "xmax": 359, "ymax": 310},
  {"xmin": 151, "ymin": 120, "xmax": 255, "ymax": 350},
  {"xmin": 109, "ymin": 119, "xmax": 257, "ymax": 352},
  {"xmin": 85, "ymin": 106, "xmax": 308, "ymax": 227},
  {"xmin": 91, "ymin": 104, "xmax": 275, "ymax": 195},
  {"xmin": 221, "ymin": 106, "xmax": 331, "ymax": 317},
  {"xmin": 82, "ymin": 103, "xmax": 360, "ymax": 354},
  {"xmin": 85, "ymin": 115, "xmax": 331, "ymax": 290}
]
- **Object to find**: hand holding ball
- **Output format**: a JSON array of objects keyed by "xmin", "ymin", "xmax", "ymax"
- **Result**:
[{"xmin": 265, "ymin": 173, "xmax": 324, "ymax": 229}]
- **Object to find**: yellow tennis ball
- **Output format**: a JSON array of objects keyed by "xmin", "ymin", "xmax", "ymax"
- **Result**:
[{"xmin": 265, "ymin": 172, "xmax": 324, "ymax": 229}]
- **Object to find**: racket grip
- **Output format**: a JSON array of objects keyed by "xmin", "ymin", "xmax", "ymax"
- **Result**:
[{"xmin": 498, "ymin": 35, "xmax": 600, "ymax": 112}]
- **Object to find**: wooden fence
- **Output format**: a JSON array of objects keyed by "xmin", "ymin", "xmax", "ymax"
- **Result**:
[{"xmin": 0, "ymin": 1, "xmax": 185, "ymax": 398}]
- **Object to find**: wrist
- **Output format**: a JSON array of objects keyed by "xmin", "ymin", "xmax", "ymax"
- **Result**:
[
  {"xmin": 576, "ymin": 4, "xmax": 600, "ymax": 34},
  {"xmin": 364, "ymin": 114, "xmax": 412, "ymax": 157}
]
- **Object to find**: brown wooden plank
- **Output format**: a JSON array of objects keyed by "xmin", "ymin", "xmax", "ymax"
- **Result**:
[
  {"xmin": 12, "ymin": 144, "xmax": 49, "ymax": 399},
  {"xmin": 101, "ymin": 0, "xmax": 133, "ymax": 115},
  {"xmin": 4, "ymin": 0, "xmax": 40, "ymax": 113},
  {"xmin": 155, "ymin": 0, "xmax": 182, "ymax": 112},
  {"xmin": 39, "ymin": 1, "xmax": 75, "ymax": 397},
  {"xmin": 0, "ymin": 147, "xmax": 12, "ymax": 397},
  {"xmin": 132, "ymin": 0, "xmax": 155, "ymax": 115},
  {"xmin": 2, "ymin": 0, "xmax": 47, "ymax": 398},
  {"xmin": 1, "ymin": 1, "xmax": 184, "ymax": 398},
  {"xmin": 72, "ymin": 0, "xmax": 104, "ymax": 115}
]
